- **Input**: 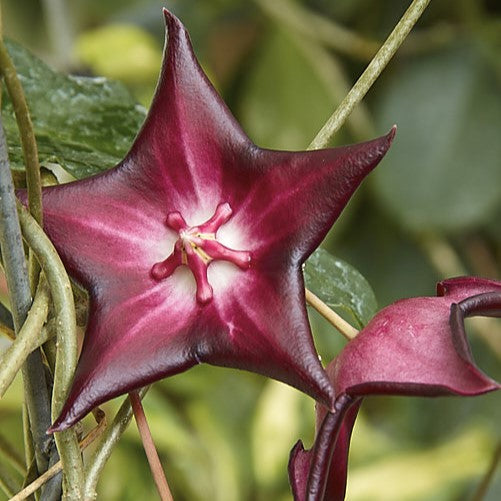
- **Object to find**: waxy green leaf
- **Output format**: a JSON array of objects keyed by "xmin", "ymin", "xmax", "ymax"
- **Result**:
[
  {"xmin": 304, "ymin": 248, "xmax": 377, "ymax": 328},
  {"xmin": 1, "ymin": 40, "xmax": 146, "ymax": 179}
]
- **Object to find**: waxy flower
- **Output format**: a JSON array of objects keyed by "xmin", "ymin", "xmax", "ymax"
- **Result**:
[
  {"xmin": 289, "ymin": 277, "xmax": 501, "ymax": 501},
  {"xmin": 27, "ymin": 10, "xmax": 395, "ymax": 432}
]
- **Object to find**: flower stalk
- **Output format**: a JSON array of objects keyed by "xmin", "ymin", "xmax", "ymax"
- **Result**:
[
  {"xmin": 130, "ymin": 391, "xmax": 173, "ymax": 501},
  {"xmin": 305, "ymin": 289, "xmax": 358, "ymax": 340}
]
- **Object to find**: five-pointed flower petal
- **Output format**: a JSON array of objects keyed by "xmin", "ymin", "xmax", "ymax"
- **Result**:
[
  {"xmin": 289, "ymin": 277, "xmax": 501, "ymax": 501},
  {"xmin": 25, "ymin": 10, "xmax": 395, "ymax": 432}
]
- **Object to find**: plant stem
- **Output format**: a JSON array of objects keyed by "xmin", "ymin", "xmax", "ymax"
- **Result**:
[
  {"xmin": 305, "ymin": 289, "xmax": 358, "ymax": 340},
  {"xmin": 471, "ymin": 441, "xmax": 501, "ymax": 501},
  {"xmin": 9, "ymin": 415, "xmax": 107, "ymax": 501},
  {"xmin": 0, "ymin": 460, "xmax": 20, "ymax": 498},
  {"xmin": 0, "ymin": 277, "xmax": 50, "ymax": 396},
  {"xmin": 290, "ymin": 31, "xmax": 375, "ymax": 141},
  {"xmin": 0, "ymin": 321, "xmax": 15, "ymax": 340},
  {"xmin": 0, "ymin": 433, "xmax": 26, "ymax": 475},
  {"xmin": 308, "ymin": 0, "xmax": 432, "ymax": 150},
  {"xmin": 0, "ymin": 117, "xmax": 52, "ymax": 476},
  {"xmin": 21, "ymin": 404, "xmax": 35, "ymax": 477},
  {"xmin": 17, "ymin": 204, "xmax": 84, "ymax": 500},
  {"xmin": 255, "ymin": 0, "xmax": 380, "ymax": 61},
  {"xmin": 0, "ymin": 40, "xmax": 42, "ymax": 226},
  {"xmin": 84, "ymin": 387, "xmax": 149, "ymax": 500},
  {"xmin": 40, "ymin": 0, "xmax": 75, "ymax": 69},
  {"xmin": 130, "ymin": 391, "xmax": 174, "ymax": 501},
  {"xmin": 417, "ymin": 231, "xmax": 467, "ymax": 277}
]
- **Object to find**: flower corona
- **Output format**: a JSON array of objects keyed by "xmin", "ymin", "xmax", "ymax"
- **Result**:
[{"xmin": 151, "ymin": 202, "xmax": 252, "ymax": 304}]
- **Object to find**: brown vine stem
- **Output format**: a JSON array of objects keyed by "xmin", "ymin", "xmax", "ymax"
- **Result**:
[
  {"xmin": 305, "ymin": 289, "xmax": 358, "ymax": 340},
  {"xmin": 0, "ymin": 9, "xmax": 43, "ymax": 293},
  {"xmin": 309, "ymin": 0, "xmax": 432, "ymax": 150},
  {"xmin": 130, "ymin": 391, "xmax": 174, "ymax": 501}
]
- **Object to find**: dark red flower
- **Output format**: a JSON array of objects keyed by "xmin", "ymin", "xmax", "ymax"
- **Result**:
[
  {"xmin": 25, "ymin": 10, "xmax": 395, "ymax": 432},
  {"xmin": 289, "ymin": 277, "xmax": 501, "ymax": 501}
]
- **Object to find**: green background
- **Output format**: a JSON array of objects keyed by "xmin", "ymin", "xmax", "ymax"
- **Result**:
[{"xmin": 1, "ymin": 0, "xmax": 500, "ymax": 499}]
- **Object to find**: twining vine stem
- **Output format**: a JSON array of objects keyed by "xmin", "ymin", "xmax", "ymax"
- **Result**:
[
  {"xmin": 0, "ymin": 277, "xmax": 50, "ymax": 396},
  {"xmin": 84, "ymin": 387, "xmax": 149, "ymax": 498},
  {"xmin": 17, "ymin": 203, "xmax": 84, "ymax": 500},
  {"xmin": 0, "ymin": 0, "xmax": 435, "ymax": 498},
  {"xmin": 0, "ymin": 117, "xmax": 52, "ymax": 477},
  {"xmin": 9, "ymin": 411, "xmax": 107, "ymax": 501},
  {"xmin": 309, "ymin": 0, "xmax": 432, "ymax": 150},
  {"xmin": 302, "ymin": 0, "xmax": 432, "ymax": 336}
]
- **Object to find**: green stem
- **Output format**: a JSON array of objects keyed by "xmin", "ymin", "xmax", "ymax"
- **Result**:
[
  {"xmin": 0, "ymin": 116, "xmax": 52, "ymax": 476},
  {"xmin": 0, "ymin": 277, "xmax": 50, "ymax": 397},
  {"xmin": 21, "ymin": 404, "xmax": 34, "ymax": 474},
  {"xmin": 0, "ymin": 461, "xmax": 20, "ymax": 498},
  {"xmin": 0, "ymin": 30, "xmax": 43, "ymax": 293},
  {"xmin": 255, "ymin": 0, "xmax": 380, "ymax": 61},
  {"xmin": 0, "ymin": 433, "xmax": 26, "ymax": 475},
  {"xmin": 289, "ymin": 31, "xmax": 375, "ymax": 141},
  {"xmin": 40, "ymin": 0, "xmax": 75, "ymax": 69},
  {"xmin": 308, "ymin": 0, "xmax": 432, "ymax": 150},
  {"xmin": 0, "ymin": 40, "xmax": 42, "ymax": 226},
  {"xmin": 84, "ymin": 387, "xmax": 149, "ymax": 500},
  {"xmin": 17, "ymin": 203, "xmax": 84, "ymax": 500},
  {"xmin": 471, "ymin": 441, "xmax": 501, "ymax": 501}
]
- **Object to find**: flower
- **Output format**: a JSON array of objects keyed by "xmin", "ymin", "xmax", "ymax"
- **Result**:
[
  {"xmin": 29, "ymin": 10, "xmax": 395, "ymax": 432},
  {"xmin": 288, "ymin": 277, "xmax": 501, "ymax": 501}
]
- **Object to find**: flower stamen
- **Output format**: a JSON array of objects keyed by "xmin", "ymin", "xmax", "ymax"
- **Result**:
[{"xmin": 151, "ymin": 202, "xmax": 252, "ymax": 304}]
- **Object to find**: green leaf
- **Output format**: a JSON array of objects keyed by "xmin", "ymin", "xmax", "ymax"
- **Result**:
[
  {"xmin": 304, "ymin": 248, "xmax": 377, "ymax": 328},
  {"xmin": 1, "ymin": 40, "xmax": 146, "ymax": 179},
  {"xmin": 373, "ymin": 44, "xmax": 501, "ymax": 231}
]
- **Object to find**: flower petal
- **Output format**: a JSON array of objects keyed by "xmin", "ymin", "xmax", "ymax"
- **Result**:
[
  {"xmin": 289, "ymin": 396, "xmax": 360, "ymax": 501},
  {"xmin": 49, "ymin": 275, "xmax": 199, "ymax": 431},
  {"xmin": 23, "ymin": 9, "xmax": 399, "ymax": 433},
  {"xmin": 208, "ymin": 265, "xmax": 335, "ymax": 407},
  {"xmin": 50, "ymin": 263, "xmax": 336, "ymax": 431},
  {"xmin": 289, "ymin": 277, "xmax": 501, "ymax": 501},
  {"xmin": 125, "ymin": 9, "xmax": 252, "ymax": 214},
  {"xmin": 332, "ymin": 278, "xmax": 501, "ymax": 397},
  {"xmin": 232, "ymin": 129, "xmax": 396, "ymax": 262}
]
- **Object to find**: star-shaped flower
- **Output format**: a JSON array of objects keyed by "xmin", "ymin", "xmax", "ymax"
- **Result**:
[
  {"xmin": 28, "ymin": 10, "xmax": 395, "ymax": 432},
  {"xmin": 289, "ymin": 277, "xmax": 501, "ymax": 501}
]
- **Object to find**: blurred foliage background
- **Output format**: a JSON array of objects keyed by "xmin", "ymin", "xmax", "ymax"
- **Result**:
[{"xmin": 1, "ymin": 0, "xmax": 500, "ymax": 499}]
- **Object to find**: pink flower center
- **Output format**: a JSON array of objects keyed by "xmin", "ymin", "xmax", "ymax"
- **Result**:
[{"xmin": 151, "ymin": 202, "xmax": 252, "ymax": 305}]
